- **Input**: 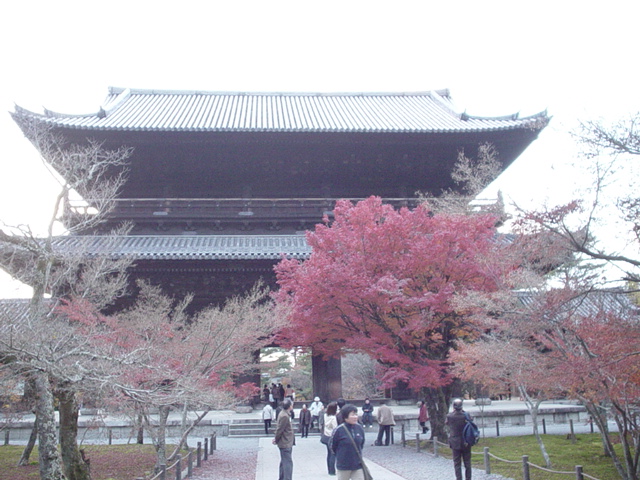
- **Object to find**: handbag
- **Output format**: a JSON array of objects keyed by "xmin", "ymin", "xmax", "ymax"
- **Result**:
[
  {"xmin": 341, "ymin": 425, "xmax": 373, "ymax": 480},
  {"xmin": 320, "ymin": 433, "xmax": 330, "ymax": 445}
]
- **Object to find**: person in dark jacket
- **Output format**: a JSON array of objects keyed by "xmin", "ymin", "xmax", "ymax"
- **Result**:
[
  {"xmin": 298, "ymin": 404, "xmax": 312, "ymax": 438},
  {"xmin": 273, "ymin": 398, "xmax": 294, "ymax": 480},
  {"xmin": 330, "ymin": 404, "xmax": 366, "ymax": 480},
  {"xmin": 361, "ymin": 398, "xmax": 374, "ymax": 428},
  {"xmin": 446, "ymin": 398, "xmax": 472, "ymax": 480}
]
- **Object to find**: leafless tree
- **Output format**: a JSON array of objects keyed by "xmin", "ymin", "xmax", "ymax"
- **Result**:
[
  {"xmin": 519, "ymin": 114, "xmax": 640, "ymax": 286},
  {"xmin": 0, "ymin": 113, "xmax": 132, "ymax": 480},
  {"xmin": 421, "ymin": 142, "xmax": 507, "ymax": 223}
]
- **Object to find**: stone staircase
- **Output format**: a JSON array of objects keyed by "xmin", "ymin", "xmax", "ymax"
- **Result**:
[{"xmin": 228, "ymin": 418, "xmax": 322, "ymax": 438}]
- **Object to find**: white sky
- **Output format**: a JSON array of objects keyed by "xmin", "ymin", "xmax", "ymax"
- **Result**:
[{"xmin": 1, "ymin": 0, "xmax": 639, "ymax": 297}]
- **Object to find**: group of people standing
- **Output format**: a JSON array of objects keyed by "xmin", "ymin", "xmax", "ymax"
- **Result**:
[
  {"xmin": 264, "ymin": 382, "xmax": 296, "ymax": 409},
  {"xmin": 271, "ymin": 395, "xmax": 474, "ymax": 480}
]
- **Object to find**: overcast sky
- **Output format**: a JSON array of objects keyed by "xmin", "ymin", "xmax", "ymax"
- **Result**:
[{"xmin": 1, "ymin": 0, "xmax": 638, "ymax": 296}]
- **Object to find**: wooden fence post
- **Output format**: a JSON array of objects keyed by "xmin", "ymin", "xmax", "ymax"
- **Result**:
[
  {"xmin": 575, "ymin": 465, "xmax": 583, "ymax": 480},
  {"xmin": 175, "ymin": 457, "xmax": 181, "ymax": 480},
  {"xmin": 108, "ymin": 428, "xmax": 113, "ymax": 445},
  {"xmin": 188, "ymin": 450, "xmax": 193, "ymax": 478},
  {"xmin": 570, "ymin": 419, "xmax": 576, "ymax": 444},
  {"xmin": 401, "ymin": 423, "xmax": 406, "ymax": 447},
  {"xmin": 433, "ymin": 436, "xmax": 438, "ymax": 457},
  {"xmin": 416, "ymin": 433, "xmax": 421, "ymax": 452},
  {"xmin": 210, "ymin": 432, "xmax": 216, "ymax": 452},
  {"xmin": 484, "ymin": 447, "xmax": 491, "ymax": 474},
  {"xmin": 197, "ymin": 442, "xmax": 202, "ymax": 467},
  {"xmin": 495, "ymin": 420, "xmax": 500, "ymax": 437},
  {"xmin": 522, "ymin": 455, "xmax": 530, "ymax": 480},
  {"xmin": 391, "ymin": 426, "xmax": 394, "ymax": 445},
  {"xmin": 204, "ymin": 438, "xmax": 209, "ymax": 461},
  {"xmin": 4, "ymin": 429, "xmax": 9, "ymax": 445},
  {"xmin": 542, "ymin": 418, "xmax": 546, "ymax": 435}
]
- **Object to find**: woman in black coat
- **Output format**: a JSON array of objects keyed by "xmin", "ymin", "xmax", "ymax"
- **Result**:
[{"xmin": 329, "ymin": 404, "xmax": 366, "ymax": 479}]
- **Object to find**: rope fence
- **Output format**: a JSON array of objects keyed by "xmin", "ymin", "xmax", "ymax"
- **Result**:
[
  {"xmin": 397, "ymin": 424, "xmax": 602, "ymax": 480},
  {"xmin": 146, "ymin": 432, "xmax": 217, "ymax": 480}
]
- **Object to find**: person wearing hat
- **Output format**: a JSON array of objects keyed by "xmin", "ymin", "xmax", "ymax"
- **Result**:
[
  {"xmin": 446, "ymin": 398, "xmax": 473, "ymax": 480},
  {"xmin": 309, "ymin": 396, "xmax": 324, "ymax": 431}
]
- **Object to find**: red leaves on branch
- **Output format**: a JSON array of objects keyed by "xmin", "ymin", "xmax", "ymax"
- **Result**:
[{"xmin": 274, "ymin": 196, "xmax": 516, "ymax": 390}]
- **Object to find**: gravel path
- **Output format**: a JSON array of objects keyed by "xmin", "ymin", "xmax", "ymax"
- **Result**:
[
  {"xmin": 364, "ymin": 443, "xmax": 513, "ymax": 480},
  {"xmin": 189, "ymin": 437, "xmax": 259, "ymax": 480}
]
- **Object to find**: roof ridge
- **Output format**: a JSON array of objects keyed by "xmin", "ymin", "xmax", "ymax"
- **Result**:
[{"xmin": 108, "ymin": 87, "xmax": 443, "ymax": 97}]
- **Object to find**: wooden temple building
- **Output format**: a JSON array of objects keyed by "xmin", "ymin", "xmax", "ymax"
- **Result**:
[{"xmin": 11, "ymin": 87, "xmax": 548, "ymax": 401}]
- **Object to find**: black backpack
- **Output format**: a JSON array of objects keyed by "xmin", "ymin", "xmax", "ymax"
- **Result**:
[{"xmin": 462, "ymin": 413, "xmax": 480, "ymax": 446}]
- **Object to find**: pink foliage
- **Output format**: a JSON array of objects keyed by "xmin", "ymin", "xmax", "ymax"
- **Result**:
[{"xmin": 275, "ymin": 196, "xmax": 515, "ymax": 390}]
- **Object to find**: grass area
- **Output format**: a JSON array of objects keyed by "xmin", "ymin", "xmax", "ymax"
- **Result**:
[
  {"xmin": 412, "ymin": 434, "xmax": 627, "ymax": 480},
  {"xmin": 0, "ymin": 444, "xmax": 157, "ymax": 480}
]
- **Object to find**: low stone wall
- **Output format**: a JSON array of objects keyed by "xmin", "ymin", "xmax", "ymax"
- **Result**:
[
  {"xmin": 391, "ymin": 404, "xmax": 586, "ymax": 432},
  {"xmin": 2, "ymin": 417, "xmax": 228, "ymax": 445}
]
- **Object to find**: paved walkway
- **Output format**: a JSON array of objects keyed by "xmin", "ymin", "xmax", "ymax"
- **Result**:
[{"xmin": 255, "ymin": 435, "xmax": 408, "ymax": 480}]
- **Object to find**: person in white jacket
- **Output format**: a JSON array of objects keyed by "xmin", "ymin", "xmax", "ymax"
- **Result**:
[
  {"xmin": 262, "ymin": 403, "xmax": 275, "ymax": 435},
  {"xmin": 309, "ymin": 396, "xmax": 324, "ymax": 431}
]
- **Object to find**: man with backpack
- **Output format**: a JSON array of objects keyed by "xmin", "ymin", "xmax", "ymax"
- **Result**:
[{"xmin": 446, "ymin": 398, "xmax": 476, "ymax": 480}]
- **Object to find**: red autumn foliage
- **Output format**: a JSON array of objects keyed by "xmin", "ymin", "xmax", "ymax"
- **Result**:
[{"xmin": 274, "ymin": 196, "xmax": 516, "ymax": 391}]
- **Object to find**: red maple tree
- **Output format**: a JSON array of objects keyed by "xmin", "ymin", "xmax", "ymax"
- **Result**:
[{"xmin": 274, "ymin": 196, "xmax": 517, "ymax": 436}]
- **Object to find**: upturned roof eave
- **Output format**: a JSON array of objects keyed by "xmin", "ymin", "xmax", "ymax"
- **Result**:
[{"xmin": 11, "ymin": 87, "xmax": 549, "ymax": 135}]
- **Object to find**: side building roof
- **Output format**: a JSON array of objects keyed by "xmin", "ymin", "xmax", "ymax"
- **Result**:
[{"xmin": 13, "ymin": 87, "xmax": 548, "ymax": 134}]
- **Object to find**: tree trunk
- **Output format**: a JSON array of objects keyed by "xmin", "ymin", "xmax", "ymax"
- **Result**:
[
  {"xmin": 34, "ymin": 371, "xmax": 66, "ymax": 480},
  {"xmin": 18, "ymin": 376, "xmax": 38, "ymax": 466},
  {"xmin": 58, "ymin": 387, "xmax": 91, "ymax": 480},
  {"xmin": 424, "ymin": 386, "xmax": 450, "ymax": 442},
  {"xmin": 518, "ymin": 387, "xmax": 551, "ymax": 468},
  {"xmin": 154, "ymin": 405, "xmax": 170, "ymax": 472},
  {"xmin": 583, "ymin": 399, "xmax": 631, "ymax": 480},
  {"xmin": 18, "ymin": 419, "xmax": 38, "ymax": 466},
  {"xmin": 137, "ymin": 413, "xmax": 144, "ymax": 444}
]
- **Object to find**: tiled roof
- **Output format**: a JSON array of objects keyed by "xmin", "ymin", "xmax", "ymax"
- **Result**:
[
  {"xmin": 0, "ymin": 299, "xmax": 32, "ymax": 322},
  {"xmin": 517, "ymin": 290, "xmax": 639, "ymax": 319},
  {"xmin": 50, "ymin": 235, "xmax": 311, "ymax": 260},
  {"xmin": 14, "ymin": 87, "xmax": 548, "ymax": 134}
]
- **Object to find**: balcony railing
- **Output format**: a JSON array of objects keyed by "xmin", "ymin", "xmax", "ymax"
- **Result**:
[{"xmin": 108, "ymin": 197, "xmax": 419, "ymax": 220}]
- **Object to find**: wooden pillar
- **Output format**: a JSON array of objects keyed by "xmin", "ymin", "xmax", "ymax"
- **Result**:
[{"xmin": 312, "ymin": 352, "xmax": 342, "ymax": 403}]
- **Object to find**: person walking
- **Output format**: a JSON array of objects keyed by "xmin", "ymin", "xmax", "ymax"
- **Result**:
[
  {"xmin": 263, "ymin": 384, "xmax": 270, "ymax": 403},
  {"xmin": 375, "ymin": 402, "xmax": 395, "ymax": 446},
  {"xmin": 299, "ymin": 404, "xmax": 312, "ymax": 438},
  {"xmin": 322, "ymin": 401, "xmax": 339, "ymax": 476},
  {"xmin": 262, "ymin": 402, "xmax": 275, "ymax": 435},
  {"xmin": 361, "ymin": 398, "xmax": 374, "ymax": 429},
  {"xmin": 446, "ymin": 398, "xmax": 473, "ymax": 480},
  {"xmin": 330, "ymin": 404, "xmax": 367, "ymax": 480},
  {"xmin": 309, "ymin": 396, "xmax": 324, "ymax": 431},
  {"xmin": 418, "ymin": 400, "xmax": 430, "ymax": 434},
  {"xmin": 273, "ymin": 398, "xmax": 294, "ymax": 480},
  {"xmin": 285, "ymin": 384, "xmax": 295, "ymax": 400}
]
